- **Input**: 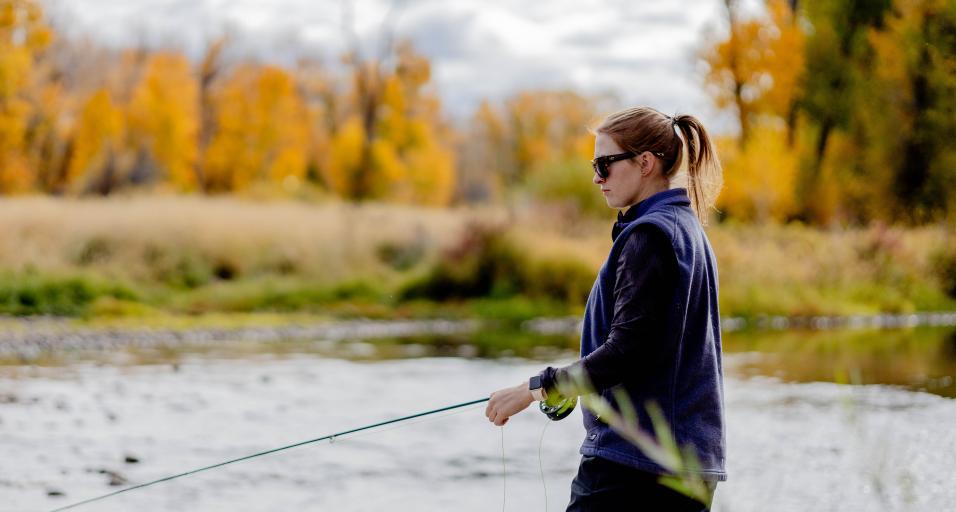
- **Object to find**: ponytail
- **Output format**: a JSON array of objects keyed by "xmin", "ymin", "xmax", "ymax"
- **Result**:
[{"xmin": 672, "ymin": 114, "xmax": 723, "ymax": 225}]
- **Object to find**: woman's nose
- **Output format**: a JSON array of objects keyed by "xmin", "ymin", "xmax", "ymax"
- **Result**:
[{"xmin": 593, "ymin": 172, "xmax": 604, "ymax": 185}]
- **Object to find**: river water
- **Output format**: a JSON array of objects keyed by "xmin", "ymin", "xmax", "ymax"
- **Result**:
[{"xmin": 2, "ymin": 327, "xmax": 955, "ymax": 512}]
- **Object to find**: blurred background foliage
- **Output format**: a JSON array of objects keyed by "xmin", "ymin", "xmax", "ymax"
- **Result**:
[
  {"xmin": 1, "ymin": 0, "xmax": 955, "ymax": 320},
  {"xmin": 2, "ymin": 0, "xmax": 954, "ymax": 224},
  {"xmin": 702, "ymin": 0, "xmax": 956, "ymax": 226}
]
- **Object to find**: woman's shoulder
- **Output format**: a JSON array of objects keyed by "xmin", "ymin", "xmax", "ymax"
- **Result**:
[
  {"xmin": 616, "ymin": 222, "xmax": 675, "ymax": 263},
  {"xmin": 617, "ymin": 216, "xmax": 674, "ymax": 247}
]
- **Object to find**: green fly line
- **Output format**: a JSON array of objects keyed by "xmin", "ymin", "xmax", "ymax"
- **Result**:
[
  {"xmin": 500, "ymin": 426, "xmax": 507, "ymax": 512},
  {"xmin": 538, "ymin": 420, "xmax": 550, "ymax": 511},
  {"xmin": 48, "ymin": 397, "xmax": 491, "ymax": 512}
]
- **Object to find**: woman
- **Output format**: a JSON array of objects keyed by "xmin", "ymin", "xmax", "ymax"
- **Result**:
[{"xmin": 485, "ymin": 106, "xmax": 726, "ymax": 511}]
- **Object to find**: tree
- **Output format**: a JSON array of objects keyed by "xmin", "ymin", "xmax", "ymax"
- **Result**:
[
  {"xmin": 195, "ymin": 36, "xmax": 229, "ymax": 192},
  {"xmin": 202, "ymin": 65, "xmax": 309, "ymax": 192},
  {"xmin": 869, "ymin": 0, "xmax": 956, "ymax": 222},
  {"xmin": 23, "ymin": 35, "xmax": 70, "ymax": 193},
  {"xmin": 66, "ymin": 88, "xmax": 124, "ymax": 192},
  {"xmin": 324, "ymin": 39, "xmax": 457, "ymax": 205},
  {"xmin": 460, "ymin": 89, "xmax": 599, "ymax": 221},
  {"xmin": 466, "ymin": 90, "xmax": 595, "ymax": 191},
  {"xmin": 0, "ymin": 0, "xmax": 52, "ymax": 192},
  {"xmin": 127, "ymin": 52, "xmax": 200, "ymax": 190},
  {"xmin": 701, "ymin": 0, "xmax": 806, "ymax": 147},
  {"xmin": 456, "ymin": 100, "xmax": 510, "ymax": 203},
  {"xmin": 795, "ymin": 0, "xmax": 892, "ymax": 222},
  {"xmin": 293, "ymin": 57, "xmax": 334, "ymax": 189}
]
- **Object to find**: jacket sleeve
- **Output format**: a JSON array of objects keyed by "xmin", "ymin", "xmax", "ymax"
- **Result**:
[{"xmin": 539, "ymin": 224, "xmax": 677, "ymax": 395}]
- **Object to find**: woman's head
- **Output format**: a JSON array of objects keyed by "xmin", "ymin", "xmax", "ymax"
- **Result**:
[{"xmin": 591, "ymin": 106, "xmax": 723, "ymax": 224}]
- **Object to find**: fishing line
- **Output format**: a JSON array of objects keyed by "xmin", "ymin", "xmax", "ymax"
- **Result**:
[
  {"xmin": 537, "ymin": 420, "xmax": 550, "ymax": 512},
  {"xmin": 328, "ymin": 403, "xmax": 486, "ymax": 445},
  {"xmin": 48, "ymin": 397, "xmax": 490, "ymax": 512},
  {"xmin": 500, "ymin": 426, "xmax": 507, "ymax": 512},
  {"xmin": 343, "ymin": 403, "xmax": 508, "ymax": 512}
]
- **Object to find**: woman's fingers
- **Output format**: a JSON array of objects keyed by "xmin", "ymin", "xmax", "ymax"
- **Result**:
[
  {"xmin": 487, "ymin": 391, "xmax": 512, "ymax": 425},
  {"xmin": 486, "ymin": 391, "xmax": 501, "ymax": 421},
  {"xmin": 486, "ymin": 384, "xmax": 532, "ymax": 425},
  {"xmin": 490, "ymin": 407, "xmax": 509, "ymax": 426}
]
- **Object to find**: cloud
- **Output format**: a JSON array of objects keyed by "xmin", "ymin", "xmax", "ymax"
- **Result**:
[{"xmin": 40, "ymin": 0, "xmax": 728, "ymax": 131}]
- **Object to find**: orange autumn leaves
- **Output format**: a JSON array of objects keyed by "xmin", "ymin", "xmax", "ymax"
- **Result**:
[
  {"xmin": 63, "ymin": 52, "xmax": 453, "ymax": 203},
  {"xmin": 0, "ymin": 1, "xmax": 456, "ymax": 205},
  {"xmin": 0, "ymin": 0, "xmax": 53, "ymax": 192},
  {"xmin": 703, "ymin": 0, "xmax": 956, "ymax": 225},
  {"xmin": 7, "ymin": 0, "xmax": 952, "ymax": 225},
  {"xmin": 203, "ymin": 65, "xmax": 309, "ymax": 193},
  {"xmin": 701, "ymin": 0, "xmax": 806, "ymax": 223},
  {"xmin": 0, "ymin": 0, "xmax": 602, "ymax": 211}
]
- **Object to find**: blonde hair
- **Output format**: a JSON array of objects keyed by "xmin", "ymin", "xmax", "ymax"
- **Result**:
[{"xmin": 594, "ymin": 106, "xmax": 723, "ymax": 225}]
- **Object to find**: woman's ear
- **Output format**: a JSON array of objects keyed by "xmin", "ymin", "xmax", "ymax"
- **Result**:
[{"xmin": 640, "ymin": 152, "xmax": 651, "ymax": 175}]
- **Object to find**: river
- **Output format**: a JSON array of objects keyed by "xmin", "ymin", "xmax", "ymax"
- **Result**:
[{"xmin": 1, "ymin": 327, "xmax": 955, "ymax": 511}]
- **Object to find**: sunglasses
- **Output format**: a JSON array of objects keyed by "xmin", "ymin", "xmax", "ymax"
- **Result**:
[{"xmin": 591, "ymin": 150, "xmax": 665, "ymax": 179}]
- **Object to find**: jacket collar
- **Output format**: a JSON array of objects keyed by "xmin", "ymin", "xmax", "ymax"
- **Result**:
[{"xmin": 612, "ymin": 188, "xmax": 690, "ymax": 241}]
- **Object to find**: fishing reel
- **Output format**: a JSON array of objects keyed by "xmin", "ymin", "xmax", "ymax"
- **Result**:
[{"xmin": 539, "ymin": 393, "xmax": 576, "ymax": 421}]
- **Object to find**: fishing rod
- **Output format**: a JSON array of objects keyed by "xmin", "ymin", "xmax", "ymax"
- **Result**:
[{"xmin": 49, "ymin": 397, "xmax": 491, "ymax": 512}]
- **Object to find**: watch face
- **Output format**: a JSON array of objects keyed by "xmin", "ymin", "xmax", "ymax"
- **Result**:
[{"xmin": 529, "ymin": 375, "xmax": 542, "ymax": 390}]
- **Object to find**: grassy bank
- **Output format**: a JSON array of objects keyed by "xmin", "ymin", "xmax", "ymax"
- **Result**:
[{"xmin": 1, "ymin": 196, "xmax": 954, "ymax": 324}]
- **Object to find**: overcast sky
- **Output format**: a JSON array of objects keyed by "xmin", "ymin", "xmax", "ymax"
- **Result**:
[{"xmin": 43, "ymin": 0, "xmax": 736, "ymax": 131}]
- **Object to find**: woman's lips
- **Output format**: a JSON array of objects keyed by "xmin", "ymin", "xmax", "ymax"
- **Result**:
[{"xmin": 601, "ymin": 189, "xmax": 610, "ymax": 195}]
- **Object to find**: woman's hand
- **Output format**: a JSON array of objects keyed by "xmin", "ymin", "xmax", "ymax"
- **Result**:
[{"xmin": 485, "ymin": 382, "xmax": 534, "ymax": 426}]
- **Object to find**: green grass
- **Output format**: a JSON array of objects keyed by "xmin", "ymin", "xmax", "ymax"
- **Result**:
[
  {"xmin": 0, "ymin": 272, "xmax": 138, "ymax": 316},
  {"xmin": 1, "ymin": 197, "xmax": 954, "ymax": 322}
]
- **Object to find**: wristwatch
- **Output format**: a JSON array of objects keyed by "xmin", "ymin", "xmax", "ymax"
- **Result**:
[{"xmin": 529, "ymin": 375, "xmax": 548, "ymax": 402}]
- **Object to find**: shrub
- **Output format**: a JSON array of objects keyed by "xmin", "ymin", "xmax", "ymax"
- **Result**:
[
  {"xmin": 401, "ymin": 222, "xmax": 517, "ymax": 300},
  {"xmin": 376, "ymin": 236, "xmax": 426, "ymax": 271},
  {"xmin": 933, "ymin": 245, "xmax": 956, "ymax": 300},
  {"xmin": 522, "ymin": 255, "xmax": 595, "ymax": 304},
  {"xmin": 401, "ymin": 222, "xmax": 595, "ymax": 305},
  {"xmin": 142, "ymin": 245, "xmax": 212, "ymax": 289},
  {"xmin": 525, "ymin": 158, "xmax": 608, "ymax": 220},
  {"xmin": 0, "ymin": 274, "xmax": 138, "ymax": 316}
]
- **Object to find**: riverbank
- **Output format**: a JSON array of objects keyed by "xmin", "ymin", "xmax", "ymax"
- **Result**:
[
  {"xmin": 3, "ymin": 311, "xmax": 956, "ymax": 400},
  {"xmin": 2, "ymin": 196, "xmax": 955, "ymax": 320}
]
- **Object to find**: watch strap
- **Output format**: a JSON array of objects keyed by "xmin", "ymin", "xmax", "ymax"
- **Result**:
[{"xmin": 529, "ymin": 375, "xmax": 547, "ymax": 401}]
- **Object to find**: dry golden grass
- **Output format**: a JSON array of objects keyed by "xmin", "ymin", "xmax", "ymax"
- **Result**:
[
  {"xmin": 708, "ymin": 222, "xmax": 955, "ymax": 315},
  {"xmin": 0, "ymin": 194, "xmax": 506, "ymax": 285},
  {"xmin": 0, "ymin": 194, "xmax": 953, "ymax": 316}
]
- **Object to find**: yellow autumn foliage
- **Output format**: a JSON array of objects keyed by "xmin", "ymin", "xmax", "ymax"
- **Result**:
[
  {"xmin": 66, "ymin": 89, "xmax": 124, "ymax": 190},
  {"xmin": 717, "ymin": 125, "xmax": 799, "ymax": 222},
  {"xmin": 324, "ymin": 116, "xmax": 366, "ymax": 197},
  {"xmin": 404, "ymin": 130, "xmax": 455, "ymax": 206},
  {"xmin": 701, "ymin": 0, "xmax": 805, "ymax": 142},
  {"xmin": 203, "ymin": 65, "xmax": 309, "ymax": 192},
  {"xmin": 322, "ymin": 42, "xmax": 455, "ymax": 205},
  {"xmin": 128, "ymin": 52, "xmax": 199, "ymax": 190},
  {"xmin": 0, "ymin": 0, "xmax": 52, "ymax": 192},
  {"xmin": 463, "ymin": 89, "xmax": 595, "ymax": 206},
  {"xmin": 369, "ymin": 138, "xmax": 406, "ymax": 196}
]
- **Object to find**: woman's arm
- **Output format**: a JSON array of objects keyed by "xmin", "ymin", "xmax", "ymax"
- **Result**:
[
  {"xmin": 486, "ymin": 225, "xmax": 676, "ymax": 426},
  {"xmin": 541, "ymin": 224, "xmax": 677, "ymax": 395}
]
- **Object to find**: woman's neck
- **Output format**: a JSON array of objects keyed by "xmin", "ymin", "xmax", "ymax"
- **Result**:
[{"xmin": 632, "ymin": 182, "xmax": 670, "ymax": 207}]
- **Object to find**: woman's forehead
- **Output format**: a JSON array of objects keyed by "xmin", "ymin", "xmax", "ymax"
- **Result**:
[{"xmin": 594, "ymin": 132, "xmax": 624, "ymax": 154}]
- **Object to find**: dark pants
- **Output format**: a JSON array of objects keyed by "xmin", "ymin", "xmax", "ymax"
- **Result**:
[{"xmin": 567, "ymin": 455, "xmax": 716, "ymax": 512}]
